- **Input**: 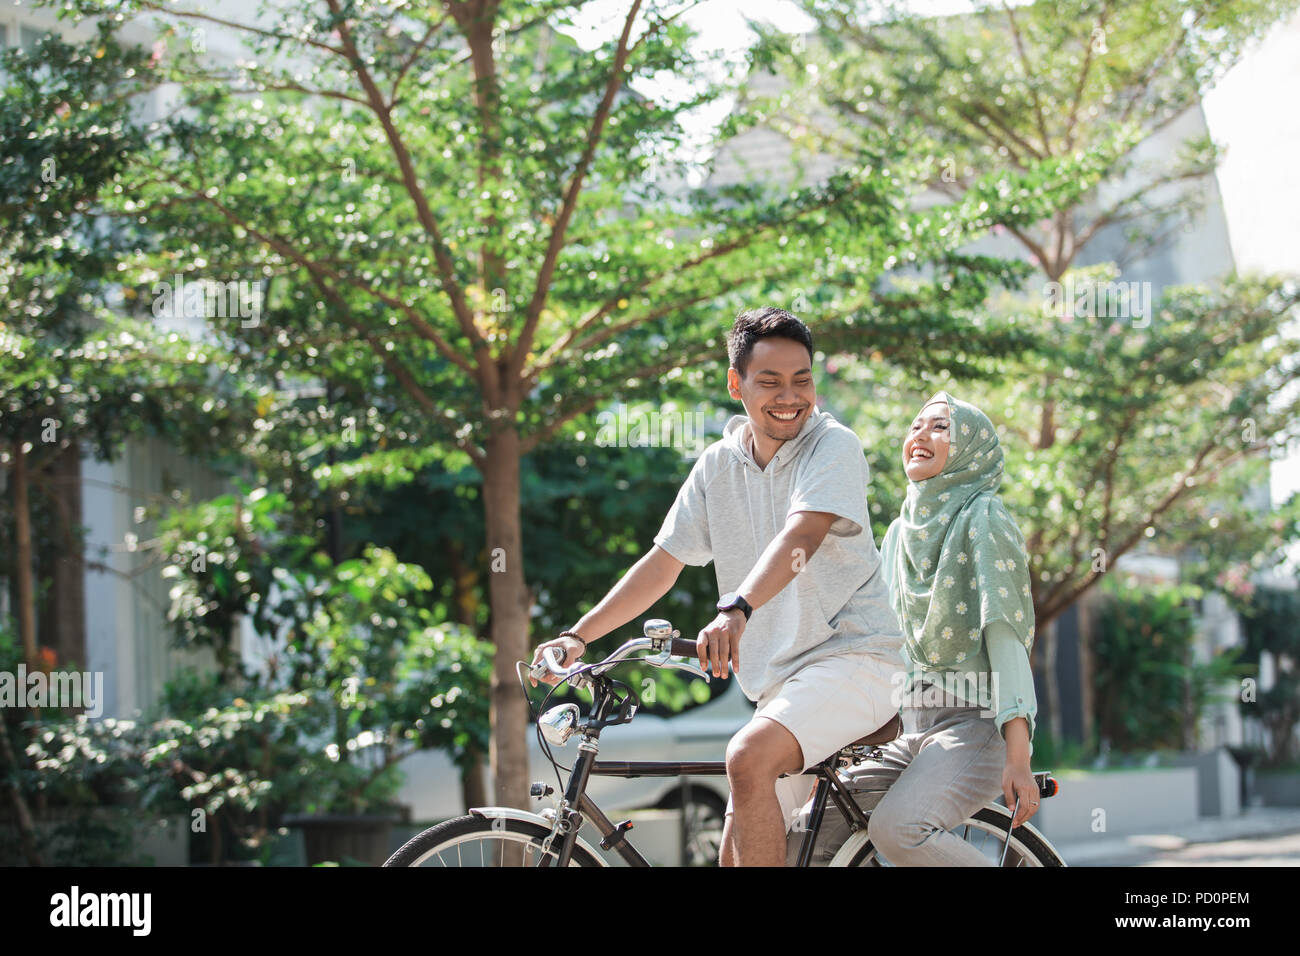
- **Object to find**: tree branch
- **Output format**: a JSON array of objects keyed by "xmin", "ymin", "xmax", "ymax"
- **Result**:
[
  {"xmin": 325, "ymin": 0, "xmax": 493, "ymax": 396},
  {"xmin": 520, "ymin": 345, "xmax": 718, "ymax": 453},
  {"xmin": 509, "ymin": 0, "xmax": 645, "ymax": 385},
  {"xmin": 138, "ymin": 158, "xmax": 479, "ymax": 380}
]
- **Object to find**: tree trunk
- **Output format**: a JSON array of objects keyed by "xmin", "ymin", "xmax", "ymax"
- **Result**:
[
  {"xmin": 38, "ymin": 439, "xmax": 85, "ymax": 671},
  {"xmin": 460, "ymin": 747, "xmax": 488, "ymax": 811},
  {"xmin": 448, "ymin": 541, "xmax": 488, "ymax": 811},
  {"xmin": 482, "ymin": 428, "xmax": 531, "ymax": 809},
  {"xmin": 1077, "ymin": 591, "xmax": 1096, "ymax": 749},
  {"xmin": 1041, "ymin": 617, "xmax": 1061, "ymax": 743},
  {"xmin": 12, "ymin": 440, "xmax": 37, "ymax": 671},
  {"xmin": 0, "ymin": 716, "xmax": 42, "ymax": 866}
]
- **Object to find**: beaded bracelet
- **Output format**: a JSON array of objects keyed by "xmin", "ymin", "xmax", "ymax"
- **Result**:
[{"xmin": 558, "ymin": 630, "xmax": 587, "ymax": 652}]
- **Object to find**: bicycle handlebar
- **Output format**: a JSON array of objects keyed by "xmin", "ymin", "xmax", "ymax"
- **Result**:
[
  {"xmin": 530, "ymin": 645, "xmax": 583, "ymax": 684},
  {"xmin": 670, "ymin": 637, "xmax": 699, "ymax": 658},
  {"xmin": 528, "ymin": 623, "xmax": 711, "ymax": 687}
]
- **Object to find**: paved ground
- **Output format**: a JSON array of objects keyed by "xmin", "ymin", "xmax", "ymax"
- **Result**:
[{"xmin": 1055, "ymin": 807, "xmax": 1300, "ymax": 866}]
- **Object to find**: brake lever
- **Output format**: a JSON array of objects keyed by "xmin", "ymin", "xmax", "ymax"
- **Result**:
[
  {"xmin": 999, "ymin": 795, "xmax": 1019, "ymax": 866},
  {"xmin": 644, "ymin": 649, "xmax": 711, "ymax": 683}
]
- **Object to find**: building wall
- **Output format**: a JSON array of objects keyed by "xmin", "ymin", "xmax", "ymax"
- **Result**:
[{"xmin": 81, "ymin": 436, "xmax": 231, "ymax": 719}]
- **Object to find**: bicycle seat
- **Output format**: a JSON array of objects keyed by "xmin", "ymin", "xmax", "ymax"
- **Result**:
[{"xmin": 849, "ymin": 712, "xmax": 902, "ymax": 748}]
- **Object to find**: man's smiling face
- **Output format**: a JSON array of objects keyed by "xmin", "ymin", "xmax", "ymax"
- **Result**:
[{"xmin": 727, "ymin": 337, "xmax": 816, "ymax": 442}]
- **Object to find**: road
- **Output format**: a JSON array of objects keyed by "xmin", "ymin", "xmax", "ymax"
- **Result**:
[{"xmin": 1071, "ymin": 829, "xmax": 1300, "ymax": 866}]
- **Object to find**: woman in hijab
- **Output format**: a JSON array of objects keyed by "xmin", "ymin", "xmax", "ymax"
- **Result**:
[{"xmin": 863, "ymin": 390, "xmax": 1040, "ymax": 865}]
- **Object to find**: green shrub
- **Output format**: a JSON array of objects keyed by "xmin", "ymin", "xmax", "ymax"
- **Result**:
[{"xmin": 1093, "ymin": 578, "xmax": 1245, "ymax": 753}]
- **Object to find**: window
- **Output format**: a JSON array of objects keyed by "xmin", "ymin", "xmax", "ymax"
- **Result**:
[{"xmin": 21, "ymin": 25, "xmax": 51, "ymax": 53}]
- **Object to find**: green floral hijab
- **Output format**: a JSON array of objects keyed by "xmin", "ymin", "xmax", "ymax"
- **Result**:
[{"xmin": 881, "ymin": 391, "xmax": 1035, "ymax": 669}]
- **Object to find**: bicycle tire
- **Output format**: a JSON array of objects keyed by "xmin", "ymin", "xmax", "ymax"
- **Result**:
[
  {"xmin": 382, "ymin": 814, "xmax": 605, "ymax": 867},
  {"xmin": 838, "ymin": 805, "xmax": 1066, "ymax": 867}
]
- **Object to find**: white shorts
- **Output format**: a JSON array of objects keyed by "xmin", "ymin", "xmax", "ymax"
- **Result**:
[{"xmin": 724, "ymin": 647, "xmax": 902, "ymax": 831}]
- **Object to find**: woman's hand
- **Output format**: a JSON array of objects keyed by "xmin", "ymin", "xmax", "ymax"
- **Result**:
[
  {"xmin": 529, "ymin": 635, "xmax": 586, "ymax": 687},
  {"xmin": 1002, "ymin": 758, "xmax": 1039, "ymax": 828},
  {"xmin": 1001, "ymin": 716, "xmax": 1039, "ymax": 827}
]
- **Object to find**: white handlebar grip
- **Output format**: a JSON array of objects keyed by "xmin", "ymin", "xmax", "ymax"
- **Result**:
[{"xmin": 531, "ymin": 644, "xmax": 567, "ymax": 679}]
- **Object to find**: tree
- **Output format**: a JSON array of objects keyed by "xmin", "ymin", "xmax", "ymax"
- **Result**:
[
  {"xmin": 0, "ymin": 25, "xmax": 261, "ymax": 669},
  {"xmin": 0, "ymin": 26, "xmax": 264, "ymax": 864},
  {"xmin": 42, "ymin": 0, "xmax": 1104, "ymax": 805},
  {"xmin": 763, "ymin": 0, "xmax": 1300, "ymax": 739}
]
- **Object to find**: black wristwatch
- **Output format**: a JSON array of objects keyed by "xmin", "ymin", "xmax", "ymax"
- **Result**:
[{"xmin": 716, "ymin": 591, "xmax": 753, "ymax": 621}]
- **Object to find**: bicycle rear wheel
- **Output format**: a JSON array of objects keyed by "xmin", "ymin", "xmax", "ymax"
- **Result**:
[
  {"xmin": 835, "ymin": 805, "xmax": 1066, "ymax": 867},
  {"xmin": 383, "ymin": 814, "xmax": 605, "ymax": 867}
]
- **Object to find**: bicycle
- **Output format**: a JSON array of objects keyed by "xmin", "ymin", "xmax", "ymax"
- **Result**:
[{"xmin": 383, "ymin": 619, "xmax": 1067, "ymax": 867}]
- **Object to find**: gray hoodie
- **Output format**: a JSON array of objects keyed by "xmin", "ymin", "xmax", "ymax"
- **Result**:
[{"xmin": 654, "ymin": 405, "xmax": 904, "ymax": 702}]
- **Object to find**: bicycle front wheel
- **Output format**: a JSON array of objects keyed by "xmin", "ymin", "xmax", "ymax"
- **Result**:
[{"xmin": 382, "ymin": 814, "xmax": 605, "ymax": 867}]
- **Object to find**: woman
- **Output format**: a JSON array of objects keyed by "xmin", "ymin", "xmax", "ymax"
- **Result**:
[{"xmin": 855, "ymin": 390, "xmax": 1039, "ymax": 865}]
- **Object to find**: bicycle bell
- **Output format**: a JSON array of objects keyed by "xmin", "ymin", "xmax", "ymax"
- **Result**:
[{"xmin": 643, "ymin": 619, "xmax": 675, "ymax": 641}]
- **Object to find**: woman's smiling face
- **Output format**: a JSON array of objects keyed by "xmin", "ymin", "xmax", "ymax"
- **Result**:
[{"xmin": 903, "ymin": 400, "xmax": 951, "ymax": 481}]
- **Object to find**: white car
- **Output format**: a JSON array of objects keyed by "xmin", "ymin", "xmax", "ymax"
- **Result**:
[{"xmin": 395, "ymin": 671, "xmax": 754, "ymax": 864}]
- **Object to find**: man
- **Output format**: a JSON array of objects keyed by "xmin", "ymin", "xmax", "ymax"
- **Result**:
[{"xmin": 531, "ymin": 306, "xmax": 903, "ymax": 866}]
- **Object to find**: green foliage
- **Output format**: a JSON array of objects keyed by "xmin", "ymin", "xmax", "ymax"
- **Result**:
[
  {"xmin": 347, "ymin": 423, "xmax": 725, "ymax": 711},
  {"xmin": 289, "ymin": 545, "xmax": 493, "ymax": 779},
  {"xmin": 1022, "ymin": 729, "xmax": 1093, "ymax": 771},
  {"xmin": 31, "ymin": 0, "xmax": 1068, "ymax": 468},
  {"xmin": 1093, "ymin": 577, "xmax": 1245, "ymax": 752},
  {"xmin": 3, "ymin": 535, "xmax": 494, "ymax": 862},
  {"xmin": 772, "ymin": 0, "xmax": 1300, "ymax": 631},
  {"xmin": 150, "ymin": 530, "xmax": 496, "ymax": 797},
  {"xmin": 1234, "ymin": 583, "xmax": 1300, "ymax": 767},
  {"xmin": 995, "ymin": 273, "xmax": 1299, "ymax": 623},
  {"xmin": 151, "ymin": 485, "xmax": 324, "ymax": 681},
  {"xmin": 0, "ymin": 21, "xmax": 151, "ymax": 290}
]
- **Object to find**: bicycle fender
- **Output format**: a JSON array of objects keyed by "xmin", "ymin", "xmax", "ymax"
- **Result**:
[
  {"xmin": 967, "ymin": 804, "xmax": 1065, "ymax": 865},
  {"xmin": 468, "ymin": 806, "xmax": 611, "ymax": 866}
]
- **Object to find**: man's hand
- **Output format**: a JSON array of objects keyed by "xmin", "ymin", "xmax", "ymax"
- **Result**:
[
  {"xmin": 529, "ymin": 635, "xmax": 585, "ymax": 687},
  {"xmin": 696, "ymin": 609, "xmax": 744, "ymax": 679}
]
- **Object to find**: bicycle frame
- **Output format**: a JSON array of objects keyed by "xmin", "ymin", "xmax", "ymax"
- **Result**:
[
  {"xmin": 527, "ymin": 628, "xmax": 1059, "ymax": 868},
  {"xmin": 536, "ymin": 666, "xmax": 869, "ymax": 867},
  {"xmin": 588, "ymin": 757, "xmax": 869, "ymax": 868}
]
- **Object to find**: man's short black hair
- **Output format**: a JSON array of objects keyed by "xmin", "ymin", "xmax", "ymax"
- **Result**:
[{"xmin": 727, "ymin": 307, "xmax": 815, "ymax": 377}]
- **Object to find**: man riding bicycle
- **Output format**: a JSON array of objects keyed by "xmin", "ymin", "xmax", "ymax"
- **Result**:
[{"xmin": 532, "ymin": 306, "xmax": 904, "ymax": 866}]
